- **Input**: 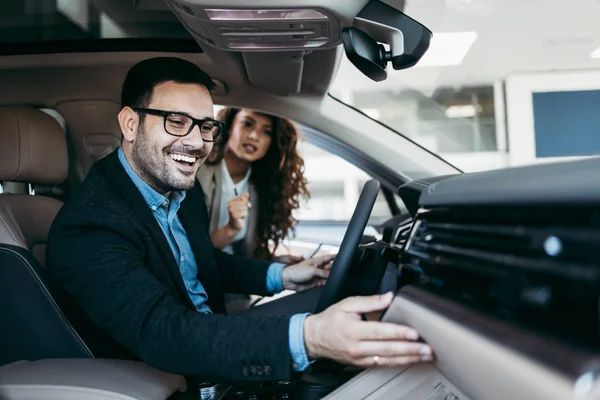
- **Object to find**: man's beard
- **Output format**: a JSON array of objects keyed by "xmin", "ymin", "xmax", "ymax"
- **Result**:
[{"xmin": 131, "ymin": 125, "xmax": 208, "ymax": 194}]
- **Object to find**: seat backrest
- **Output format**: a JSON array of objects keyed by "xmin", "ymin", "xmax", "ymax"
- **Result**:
[
  {"xmin": 55, "ymin": 100, "xmax": 122, "ymax": 180},
  {"xmin": 0, "ymin": 106, "xmax": 93, "ymax": 366}
]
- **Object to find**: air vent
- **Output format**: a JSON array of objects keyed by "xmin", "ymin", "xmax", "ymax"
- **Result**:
[
  {"xmin": 402, "ymin": 206, "xmax": 600, "ymax": 352},
  {"xmin": 405, "ymin": 207, "xmax": 600, "ymax": 285},
  {"xmin": 393, "ymin": 221, "xmax": 413, "ymax": 248}
]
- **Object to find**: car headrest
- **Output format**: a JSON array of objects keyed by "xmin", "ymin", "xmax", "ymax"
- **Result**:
[{"xmin": 0, "ymin": 107, "xmax": 68, "ymax": 185}]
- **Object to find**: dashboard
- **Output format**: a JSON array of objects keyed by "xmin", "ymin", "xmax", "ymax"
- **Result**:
[{"xmin": 386, "ymin": 156, "xmax": 600, "ymax": 399}]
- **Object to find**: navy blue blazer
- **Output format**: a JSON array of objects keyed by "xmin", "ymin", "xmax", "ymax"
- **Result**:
[{"xmin": 47, "ymin": 150, "xmax": 293, "ymax": 383}]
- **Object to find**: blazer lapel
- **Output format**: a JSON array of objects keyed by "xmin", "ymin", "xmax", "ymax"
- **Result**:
[
  {"xmin": 209, "ymin": 164, "xmax": 223, "ymax": 234},
  {"xmin": 196, "ymin": 163, "xmax": 222, "ymax": 235},
  {"xmin": 98, "ymin": 151, "xmax": 193, "ymax": 308},
  {"xmin": 179, "ymin": 185, "xmax": 226, "ymax": 313}
]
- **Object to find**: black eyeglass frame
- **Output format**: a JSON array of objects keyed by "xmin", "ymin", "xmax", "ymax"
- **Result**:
[{"xmin": 132, "ymin": 107, "xmax": 225, "ymax": 142}]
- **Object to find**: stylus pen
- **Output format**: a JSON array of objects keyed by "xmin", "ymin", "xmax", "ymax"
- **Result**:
[
  {"xmin": 234, "ymin": 188, "xmax": 251, "ymax": 208},
  {"xmin": 304, "ymin": 243, "xmax": 322, "ymax": 259}
]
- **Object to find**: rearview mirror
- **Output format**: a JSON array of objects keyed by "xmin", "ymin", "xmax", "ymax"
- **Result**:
[
  {"xmin": 342, "ymin": 27, "xmax": 388, "ymax": 82},
  {"xmin": 342, "ymin": 0, "xmax": 432, "ymax": 82}
]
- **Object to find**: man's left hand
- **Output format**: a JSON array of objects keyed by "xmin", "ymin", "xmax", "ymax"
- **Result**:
[
  {"xmin": 281, "ymin": 254, "xmax": 335, "ymax": 292},
  {"xmin": 276, "ymin": 254, "xmax": 305, "ymax": 264}
]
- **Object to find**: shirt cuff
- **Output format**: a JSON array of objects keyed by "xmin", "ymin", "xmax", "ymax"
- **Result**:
[
  {"xmin": 289, "ymin": 313, "xmax": 314, "ymax": 372},
  {"xmin": 266, "ymin": 262, "xmax": 286, "ymax": 294}
]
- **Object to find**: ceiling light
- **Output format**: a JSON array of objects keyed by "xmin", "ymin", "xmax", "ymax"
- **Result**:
[
  {"xmin": 445, "ymin": 105, "xmax": 478, "ymax": 118},
  {"xmin": 416, "ymin": 31, "xmax": 477, "ymax": 67},
  {"xmin": 205, "ymin": 9, "xmax": 327, "ymax": 21},
  {"xmin": 591, "ymin": 46, "xmax": 600, "ymax": 58}
]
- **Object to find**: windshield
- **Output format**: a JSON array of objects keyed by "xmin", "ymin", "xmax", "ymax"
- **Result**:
[{"xmin": 330, "ymin": 1, "xmax": 600, "ymax": 173}]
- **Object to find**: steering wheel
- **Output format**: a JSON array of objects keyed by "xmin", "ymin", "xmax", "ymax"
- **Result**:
[{"xmin": 314, "ymin": 179, "xmax": 381, "ymax": 313}]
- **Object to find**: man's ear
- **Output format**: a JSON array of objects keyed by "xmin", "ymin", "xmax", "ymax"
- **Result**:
[{"xmin": 118, "ymin": 107, "xmax": 139, "ymax": 143}]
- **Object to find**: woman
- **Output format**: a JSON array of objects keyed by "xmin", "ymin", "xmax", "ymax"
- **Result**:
[{"xmin": 197, "ymin": 107, "xmax": 310, "ymax": 264}]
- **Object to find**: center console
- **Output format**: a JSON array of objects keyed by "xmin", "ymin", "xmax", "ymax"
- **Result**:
[{"xmin": 203, "ymin": 366, "xmax": 361, "ymax": 400}]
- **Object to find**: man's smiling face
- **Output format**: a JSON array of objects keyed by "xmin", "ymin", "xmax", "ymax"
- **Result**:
[{"xmin": 123, "ymin": 81, "xmax": 214, "ymax": 195}]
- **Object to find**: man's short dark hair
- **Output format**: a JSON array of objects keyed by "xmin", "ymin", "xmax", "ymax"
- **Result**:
[{"xmin": 120, "ymin": 57, "xmax": 215, "ymax": 109}]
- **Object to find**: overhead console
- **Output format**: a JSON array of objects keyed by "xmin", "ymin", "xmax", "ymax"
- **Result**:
[
  {"xmin": 164, "ymin": 0, "xmax": 433, "ymax": 95},
  {"xmin": 165, "ymin": 1, "xmax": 341, "ymax": 51}
]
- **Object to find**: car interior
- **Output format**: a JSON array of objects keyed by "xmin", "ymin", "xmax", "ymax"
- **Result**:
[{"xmin": 0, "ymin": 0, "xmax": 599, "ymax": 399}]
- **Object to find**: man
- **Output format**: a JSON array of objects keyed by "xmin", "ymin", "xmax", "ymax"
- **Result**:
[{"xmin": 47, "ymin": 57, "xmax": 433, "ymax": 384}]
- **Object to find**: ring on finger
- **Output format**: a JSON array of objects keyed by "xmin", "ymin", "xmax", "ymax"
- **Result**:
[{"xmin": 373, "ymin": 355, "xmax": 380, "ymax": 366}]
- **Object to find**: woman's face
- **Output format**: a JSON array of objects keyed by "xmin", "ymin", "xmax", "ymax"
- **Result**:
[{"xmin": 225, "ymin": 109, "xmax": 273, "ymax": 163}]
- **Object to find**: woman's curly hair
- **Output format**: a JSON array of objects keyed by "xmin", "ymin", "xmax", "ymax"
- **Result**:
[{"xmin": 207, "ymin": 107, "xmax": 310, "ymax": 260}]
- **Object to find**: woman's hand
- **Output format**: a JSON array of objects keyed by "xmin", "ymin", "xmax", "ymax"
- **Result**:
[{"xmin": 227, "ymin": 193, "xmax": 250, "ymax": 232}]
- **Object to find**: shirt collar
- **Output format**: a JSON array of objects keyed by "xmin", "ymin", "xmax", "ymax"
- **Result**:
[
  {"xmin": 118, "ymin": 147, "xmax": 187, "ymax": 210},
  {"xmin": 220, "ymin": 159, "xmax": 251, "ymax": 191}
]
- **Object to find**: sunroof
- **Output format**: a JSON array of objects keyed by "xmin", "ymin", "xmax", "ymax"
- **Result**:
[{"xmin": 0, "ymin": 0, "xmax": 199, "ymax": 54}]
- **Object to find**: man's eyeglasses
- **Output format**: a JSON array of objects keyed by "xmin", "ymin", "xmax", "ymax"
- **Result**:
[{"xmin": 132, "ymin": 107, "xmax": 225, "ymax": 142}]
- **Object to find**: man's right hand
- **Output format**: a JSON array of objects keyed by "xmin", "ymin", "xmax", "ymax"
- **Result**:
[
  {"xmin": 227, "ymin": 193, "xmax": 250, "ymax": 232},
  {"xmin": 303, "ymin": 292, "xmax": 434, "ymax": 368}
]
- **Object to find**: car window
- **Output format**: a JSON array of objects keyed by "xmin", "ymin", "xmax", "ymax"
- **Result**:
[
  {"xmin": 212, "ymin": 105, "xmax": 402, "ymax": 227},
  {"xmin": 294, "ymin": 140, "xmax": 394, "ymax": 224}
]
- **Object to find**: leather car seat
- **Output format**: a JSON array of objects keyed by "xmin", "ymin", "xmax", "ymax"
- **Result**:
[{"xmin": 0, "ymin": 106, "xmax": 93, "ymax": 366}]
